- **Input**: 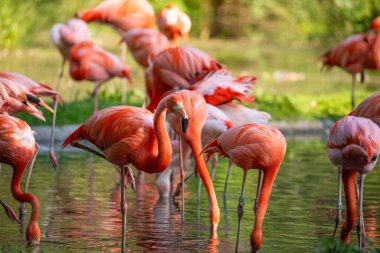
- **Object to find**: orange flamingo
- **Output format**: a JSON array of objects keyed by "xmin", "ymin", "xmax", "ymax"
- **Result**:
[
  {"xmin": 0, "ymin": 114, "xmax": 40, "ymax": 246},
  {"xmin": 50, "ymin": 18, "xmax": 91, "ymax": 91},
  {"xmin": 146, "ymin": 46, "xmax": 224, "ymax": 111},
  {"xmin": 158, "ymin": 3, "xmax": 191, "ymax": 43},
  {"xmin": 0, "ymin": 72, "xmax": 60, "ymax": 170},
  {"xmin": 327, "ymin": 116, "xmax": 380, "ymax": 250},
  {"xmin": 122, "ymin": 28, "xmax": 170, "ymax": 68},
  {"xmin": 203, "ymin": 123, "xmax": 287, "ymax": 252},
  {"xmin": 68, "ymin": 41, "xmax": 132, "ymax": 112},
  {"xmin": 320, "ymin": 17, "xmax": 380, "ymax": 109},
  {"xmin": 349, "ymin": 92, "xmax": 380, "ymax": 125},
  {"xmin": 61, "ymin": 90, "xmax": 219, "ymax": 250}
]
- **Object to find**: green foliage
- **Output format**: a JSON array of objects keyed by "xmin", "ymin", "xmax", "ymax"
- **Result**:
[{"xmin": 315, "ymin": 238, "xmax": 379, "ymax": 253}]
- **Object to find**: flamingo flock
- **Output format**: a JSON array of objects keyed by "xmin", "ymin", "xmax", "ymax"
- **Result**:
[{"xmin": 1, "ymin": 1, "xmax": 380, "ymax": 252}]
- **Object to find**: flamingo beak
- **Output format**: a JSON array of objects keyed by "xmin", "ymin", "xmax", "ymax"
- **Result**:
[
  {"xmin": 173, "ymin": 103, "xmax": 188, "ymax": 134},
  {"xmin": 182, "ymin": 118, "xmax": 188, "ymax": 134}
]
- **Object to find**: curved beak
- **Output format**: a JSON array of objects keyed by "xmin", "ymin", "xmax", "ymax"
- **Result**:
[
  {"xmin": 182, "ymin": 118, "xmax": 188, "ymax": 133},
  {"xmin": 174, "ymin": 104, "xmax": 188, "ymax": 134}
]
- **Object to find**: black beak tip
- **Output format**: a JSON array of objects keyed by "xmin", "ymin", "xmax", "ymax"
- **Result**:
[{"xmin": 182, "ymin": 118, "xmax": 189, "ymax": 133}]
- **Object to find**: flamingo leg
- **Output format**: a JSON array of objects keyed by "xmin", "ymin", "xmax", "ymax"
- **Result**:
[
  {"xmin": 49, "ymin": 97, "xmax": 59, "ymax": 170},
  {"xmin": 211, "ymin": 155, "xmax": 218, "ymax": 181},
  {"xmin": 235, "ymin": 170, "xmax": 248, "ymax": 253},
  {"xmin": 357, "ymin": 174, "xmax": 366, "ymax": 250},
  {"xmin": 0, "ymin": 200, "xmax": 20, "ymax": 224},
  {"xmin": 71, "ymin": 141, "xmax": 106, "ymax": 160},
  {"xmin": 223, "ymin": 160, "xmax": 233, "ymax": 200},
  {"xmin": 351, "ymin": 74, "xmax": 356, "ymax": 110},
  {"xmin": 92, "ymin": 81, "xmax": 105, "ymax": 113},
  {"xmin": 19, "ymin": 143, "xmax": 39, "ymax": 225},
  {"xmin": 120, "ymin": 42, "xmax": 127, "ymax": 104},
  {"xmin": 179, "ymin": 136, "xmax": 185, "ymax": 224},
  {"xmin": 197, "ymin": 177, "xmax": 202, "ymax": 222},
  {"xmin": 55, "ymin": 57, "xmax": 66, "ymax": 91},
  {"xmin": 333, "ymin": 169, "xmax": 343, "ymax": 239},
  {"xmin": 254, "ymin": 170, "xmax": 264, "ymax": 215},
  {"xmin": 120, "ymin": 166, "xmax": 127, "ymax": 253}
]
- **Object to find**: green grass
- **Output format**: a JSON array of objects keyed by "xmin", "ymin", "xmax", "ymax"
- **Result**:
[{"xmin": 315, "ymin": 238, "xmax": 379, "ymax": 253}]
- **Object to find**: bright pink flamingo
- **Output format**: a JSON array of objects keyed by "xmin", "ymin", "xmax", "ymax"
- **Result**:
[
  {"xmin": 146, "ymin": 46, "xmax": 224, "ymax": 110},
  {"xmin": 158, "ymin": 3, "xmax": 191, "ymax": 43},
  {"xmin": 61, "ymin": 90, "xmax": 219, "ymax": 251},
  {"xmin": 0, "ymin": 114, "xmax": 40, "ymax": 246},
  {"xmin": 122, "ymin": 28, "xmax": 170, "ymax": 68},
  {"xmin": 320, "ymin": 17, "xmax": 380, "ymax": 109},
  {"xmin": 0, "ymin": 72, "xmax": 60, "ymax": 169},
  {"xmin": 68, "ymin": 41, "xmax": 132, "ymax": 112},
  {"xmin": 327, "ymin": 116, "xmax": 380, "ymax": 250},
  {"xmin": 77, "ymin": 0, "xmax": 156, "ymax": 102},
  {"xmin": 203, "ymin": 123, "xmax": 287, "ymax": 252},
  {"xmin": 349, "ymin": 92, "xmax": 380, "ymax": 125},
  {"xmin": 50, "ymin": 18, "xmax": 91, "ymax": 90}
]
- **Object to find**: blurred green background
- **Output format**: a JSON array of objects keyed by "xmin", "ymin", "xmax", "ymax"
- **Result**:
[{"xmin": 1, "ymin": 0, "xmax": 380, "ymax": 125}]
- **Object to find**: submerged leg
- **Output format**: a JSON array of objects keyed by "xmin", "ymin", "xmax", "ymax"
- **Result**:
[
  {"xmin": 19, "ymin": 144, "xmax": 40, "ymax": 224},
  {"xmin": 235, "ymin": 170, "xmax": 248, "ymax": 253},
  {"xmin": 223, "ymin": 160, "xmax": 233, "ymax": 200},
  {"xmin": 333, "ymin": 169, "xmax": 343, "ymax": 239},
  {"xmin": 179, "ymin": 136, "xmax": 185, "ymax": 224},
  {"xmin": 120, "ymin": 166, "xmax": 127, "ymax": 253},
  {"xmin": 357, "ymin": 174, "xmax": 366, "ymax": 250},
  {"xmin": 254, "ymin": 170, "xmax": 264, "ymax": 215},
  {"xmin": 49, "ymin": 97, "xmax": 60, "ymax": 170}
]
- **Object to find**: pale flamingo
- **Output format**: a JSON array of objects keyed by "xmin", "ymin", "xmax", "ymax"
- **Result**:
[
  {"xmin": 203, "ymin": 123, "xmax": 287, "ymax": 252},
  {"xmin": 50, "ymin": 18, "xmax": 91, "ymax": 90},
  {"xmin": 61, "ymin": 90, "xmax": 219, "ymax": 251},
  {"xmin": 68, "ymin": 41, "xmax": 132, "ymax": 112},
  {"xmin": 158, "ymin": 3, "xmax": 191, "ymax": 43},
  {"xmin": 327, "ymin": 116, "xmax": 380, "ymax": 250},
  {"xmin": 320, "ymin": 17, "xmax": 380, "ymax": 109},
  {"xmin": 0, "ymin": 114, "xmax": 40, "ymax": 246}
]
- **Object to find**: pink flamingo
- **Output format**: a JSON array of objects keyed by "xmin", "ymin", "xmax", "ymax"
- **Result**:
[
  {"xmin": 203, "ymin": 123, "xmax": 287, "ymax": 252},
  {"xmin": 68, "ymin": 41, "xmax": 132, "ymax": 112},
  {"xmin": 158, "ymin": 3, "xmax": 191, "ymax": 43},
  {"xmin": 327, "ymin": 116, "xmax": 380, "ymax": 250},
  {"xmin": 0, "ymin": 114, "xmax": 40, "ymax": 247}
]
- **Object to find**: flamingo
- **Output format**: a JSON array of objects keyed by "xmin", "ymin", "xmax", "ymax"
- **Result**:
[
  {"xmin": 146, "ymin": 46, "xmax": 224, "ymax": 110},
  {"xmin": 0, "ymin": 114, "xmax": 40, "ymax": 246},
  {"xmin": 122, "ymin": 28, "xmax": 170, "ymax": 68},
  {"xmin": 203, "ymin": 123, "xmax": 287, "ymax": 252},
  {"xmin": 68, "ymin": 41, "xmax": 132, "ymax": 112},
  {"xmin": 50, "ymin": 18, "xmax": 91, "ymax": 91},
  {"xmin": 77, "ymin": 0, "xmax": 156, "ymax": 102},
  {"xmin": 158, "ymin": 3, "xmax": 191, "ymax": 43},
  {"xmin": 320, "ymin": 17, "xmax": 380, "ymax": 109},
  {"xmin": 327, "ymin": 116, "xmax": 380, "ymax": 250},
  {"xmin": 349, "ymin": 92, "xmax": 380, "ymax": 125},
  {"xmin": 61, "ymin": 90, "xmax": 220, "ymax": 251}
]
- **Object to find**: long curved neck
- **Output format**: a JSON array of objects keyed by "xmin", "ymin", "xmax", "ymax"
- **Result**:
[
  {"xmin": 341, "ymin": 169, "xmax": 357, "ymax": 244},
  {"xmin": 11, "ymin": 165, "xmax": 40, "ymax": 241},
  {"xmin": 250, "ymin": 166, "xmax": 279, "ymax": 251},
  {"xmin": 152, "ymin": 103, "xmax": 172, "ymax": 173}
]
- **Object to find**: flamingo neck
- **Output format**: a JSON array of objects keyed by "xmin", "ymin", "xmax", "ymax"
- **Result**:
[
  {"xmin": 340, "ymin": 169, "xmax": 357, "ymax": 244},
  {"xmin": 250, "ymin": 166, "xmax": 279, "ymax": 251},
  {"xmin": 11, "ymin": 165, "xmax": 41, "ymax": 243},
  {"xmin": 189, "ymin": 139, "xmax": 220, "ymax": 225},
  {"xmin": 153, "ymin": 102, "xmax": 172, "ymax": 173}
]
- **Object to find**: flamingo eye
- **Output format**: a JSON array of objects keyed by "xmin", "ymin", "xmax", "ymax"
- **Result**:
[{"xmin": 372, "ymin": 154, "xmax": 377, "ymax": 161}]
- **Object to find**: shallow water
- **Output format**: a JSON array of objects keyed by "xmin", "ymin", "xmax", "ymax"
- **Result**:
[{"xmin": 0, "ymin": 140, "xmax": 380, "ymax": 252}]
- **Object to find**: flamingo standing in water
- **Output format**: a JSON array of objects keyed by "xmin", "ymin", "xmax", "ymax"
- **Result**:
[
  {"xmin": 61, "ymin": 90, "xmax": 219, "ymax": 251},
  {"xmin": 203, "ymin": 124, "xmax": 286, "ymax": 252},
  {"xmin": 68, "ymin": 41, "xmax": 132, "ymax": 112},
  {"xmin": 320, "ymin": 16, "xmax": 380, "ymax": 109},
  {"xmin": 158, "ymin": 3, "xmax": 191, "ymax": 43},
  {"xmin": 0, "ymin": 114, "xmax": 40, "ymax": 247},
  {"xmin": 50, "ymin": 19, "xmax": 91, "ymax": 91},
  {"xmin": 77, "ymin": 0, "xmax": 156, "ymax": 103},
  {"xmin": 327, "ymin": 116, "xmax": 380, "ymax": 250}
]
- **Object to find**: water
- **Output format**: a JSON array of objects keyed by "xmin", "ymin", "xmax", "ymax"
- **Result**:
[{"xmin": 0, "ymin": 139, "xmax": 380, "ymax": 252}]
